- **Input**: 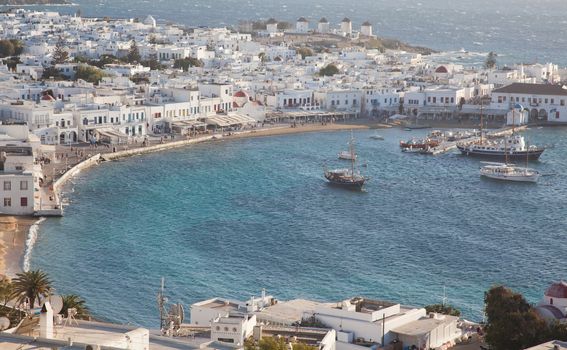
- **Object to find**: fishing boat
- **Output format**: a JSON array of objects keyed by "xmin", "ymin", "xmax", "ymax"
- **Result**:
[
  {"xmin": 400, "ymin": 138, "xmax": 439, "ymax": 152},
  {"xmin": 325, "ymin": 132, "xmax": 368, "ymax": 190},
  {"xmin": 479, "ymin": 163, "xmax": 540, "ymax": 182}
]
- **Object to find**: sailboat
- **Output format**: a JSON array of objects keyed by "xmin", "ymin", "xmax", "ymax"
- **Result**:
[
  {"xmin": 479, "ymin": 137, "xmax": 540, "ymax": 183},
  {"xmin": 325, "ymin": 132, "xmax": 368, "ymax": 190},
  {"xmin": 338, "ymin": 135, "xmax": 357, "ymax": 160}
]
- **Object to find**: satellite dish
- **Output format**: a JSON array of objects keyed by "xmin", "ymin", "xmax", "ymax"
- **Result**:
[
  {"xmin": 0, "ymin": 317, "xmax": 10, "ymax": 330},
  {"xmin": 42, "ymin": 295, "xmax": 64, "ymax": 315}
]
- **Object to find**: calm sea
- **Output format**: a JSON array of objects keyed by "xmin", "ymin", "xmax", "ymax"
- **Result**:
[
  {"xmin": 31, "ymin": 127, "xmax": 567, "ymax": 327},
  {"xmin": 8, "ymin": 0, "xmax": 567, "ymax": 65}
]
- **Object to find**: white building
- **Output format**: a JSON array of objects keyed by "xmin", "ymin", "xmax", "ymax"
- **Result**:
[
  {"xmin": 490, "ymin": 83, "xmax": 567, "ymax": 123},
  {"xmin": 211, "ymin": 314, "xmax": 256, "ymax": 346},
  {"xmin": 0, "ymin": 125, "xmax": 40, "ymax": 216},
  {"xmin": 314, "ymin": 90, "xmax": 362, "ymax": 112}
]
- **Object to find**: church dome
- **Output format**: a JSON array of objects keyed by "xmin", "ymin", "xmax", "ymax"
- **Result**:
[
  {"xmin": 435, "ymin": 65, "xmax": 448, "ymax": 73},
  {"xmin": 545, "ymin": 281, "xmax": 567, "ymax": 298}
]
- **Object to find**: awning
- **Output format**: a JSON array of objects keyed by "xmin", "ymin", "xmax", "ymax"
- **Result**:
[
  {"xmin": 204, "ymin": 114, "xmax": 257, "ymax": 127},
  {"xmin": 96, "ymin": 128, "xmax": 129, "ymax": 140}
]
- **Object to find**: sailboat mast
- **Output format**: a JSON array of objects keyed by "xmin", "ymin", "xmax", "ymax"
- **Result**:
[
  {"xmin": 480, "ymin": 102, "xmax": 484, "ymax": 143},
  {"xmin": 350, "ymin": 131, "xmax": 355, "ymax": 176}
]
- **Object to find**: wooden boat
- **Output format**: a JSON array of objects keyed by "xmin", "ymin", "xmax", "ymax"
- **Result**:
[{"xmin": 325, "ymin": 132, "xmax": 368, "ymax": 190}]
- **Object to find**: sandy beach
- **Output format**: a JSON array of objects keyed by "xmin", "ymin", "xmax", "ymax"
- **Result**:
[{"xmin": 0, "ymin": 216, "xmax": 38, "ymax": 278}]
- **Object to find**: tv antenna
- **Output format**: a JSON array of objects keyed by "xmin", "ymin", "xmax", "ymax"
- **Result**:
[
  {"xmin": 157, "ymin": 277, "xmax": 185, "ymax": 336},
  {"xmin": 63, "ymin": 308, "xmax": 79, "ymax": 328},
  {"xmin": 157, "ymin": 277, "xmax": 168, "ymax": 331}
]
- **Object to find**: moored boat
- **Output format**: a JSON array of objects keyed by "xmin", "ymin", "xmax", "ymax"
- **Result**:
[
  {"xmin": 325, "ymin": 131, "xmax": 368, "ymax": 190},
  {"xmin": 324, "ymin": 168, "xmax": 367, "ymax": 189},
  {"xmin": 338, "ymin": 150, "xmax": 357, "ymax": 160},
  {"xmin": 400, "ymin": 138, "xmax": 439, "ymax": 152},
  {"xmin": 479, "ymin": 163, "xmax": 540, "ymax": 183},
  {"xmin": 457, "ymin": 134, "xmax": 544, "ymax": 160}
]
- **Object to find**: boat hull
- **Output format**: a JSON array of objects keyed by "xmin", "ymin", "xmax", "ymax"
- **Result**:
[
  {"xmin": 324, "ymin": 172, "xmax": 366, "ymax": 189},
  {"xmin": 480, "ymin": 171, "xmax": 540, "ymax": 183},
  {"xmin": 457, "ymin": 146, "xmax": 544, "ymax": 160}
]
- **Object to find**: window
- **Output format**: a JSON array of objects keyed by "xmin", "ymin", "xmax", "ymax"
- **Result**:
[
  {"xmin": 3, "ymin": 198, "xmax": 10, "ymax": 207},
  {"xmin": 20, "ymin": 181, "xmax": 28, "ymax": 190},
  {"xmin": 3, "ymin": 181, "xmax": 10, "ymax": 191},
  {"xmin": 15, "ymin": 166, "xmax": 23, "ymax": 171},
  {"xmin": 20, "ymin": 197, "xmax": 27, "ymax": 207},
  {"xmin": 551, "ymin": 99, "xmax": 554, "ymax": 104},
  {"xmin": 545, "ymin": 98, "xmax": 548, "ymax": 104},
  {"xmin": 562, "ymin": 100, "xmax": 565, "ymax": 106}
]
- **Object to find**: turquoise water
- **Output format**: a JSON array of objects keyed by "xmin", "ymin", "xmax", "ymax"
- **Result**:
[
  {"xmin": 30, "ymin": 128, "xmax": 567, "ymax": 327},
  {"xmin": 11, "ymin": 0, "xmax": 567, "ymax": 65}
]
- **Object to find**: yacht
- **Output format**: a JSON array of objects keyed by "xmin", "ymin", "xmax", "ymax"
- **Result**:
[{"xmin": 480, "ymin": 163, "xmax": 540, "ymax": 183}]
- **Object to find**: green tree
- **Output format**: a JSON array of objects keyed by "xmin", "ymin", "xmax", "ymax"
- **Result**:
[
  {"xmin": 0, "ymin": 40, "xmax": 15, "ymax": 58},
  {"xmin": 319, "ymin": 63, "xmax": 339, "ymax": 77},
  {"xmin": 10, "ymin": 40, "xmax": 24, "ymax": 56},
  {"xmin": 11, "ymin": 270, "xmax": 52, "ymax": 309},
  {"xmin": 485, "ymin": 51, "xmax": 497, "ymax": 69},
  {"xmin": 0, "ymin": 278, "xmax": 13, "ymax": 307},
  {"xmin": 258, "ymin": 52, "xmax": 267, "ymax": 63},
  {"xmin": 41, "ymin": 66, "xmax": 66, "ymax": 80},
  {"xmin": 296, "ymin": 47, "xmax": 314, "ymax": 59},
  {"xmin": 52, "ymin": 37, "xmax": 69, "ymax": 65},
  {"xmin": 173, "ymin": 57, "xmax": 203, "ymax": 71},
  {"xmin": 61, "ymin": 294, "xmax": 90, "ymax": 319},
  {"xmin": 425, "ymin": 303, "xmax": 461, "ymax": 316},
  {"xmin": 140, "ymin": 57, "xmax": 164, "ymax": 71},
  {"xmin": 292, "ymin": 343, "xmax": 318, "ymax": 350},
  {"xmin": 126, "ymin": 40, "xmax": 141, "ymax": 64},
  {"xmin": 75, "ymin": 64, "xmax": 106, "ymax": 84},
  {"xmin": 484, "ymin": 285, "xmax": 549, "ymax": 350}
]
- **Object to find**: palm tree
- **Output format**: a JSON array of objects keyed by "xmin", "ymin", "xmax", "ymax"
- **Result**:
[
  {"xmin": 61, "ymin": 294, "xmax": 90, "ymax": 319},
  {"xmin": 11, "ymin": 270, "xmax": 52, "ymax": 309},
  {"xmin": 0, "ymin": 278, "xmax": 13, "ymax": 307}
]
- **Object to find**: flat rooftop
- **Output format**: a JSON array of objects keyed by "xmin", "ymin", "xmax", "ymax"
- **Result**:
[
  {"xmin": 256, "ymin": 299, "xmax": 329, "ymax": 325},
  {"xmin": 392, "ymin": 315, "xmax": 459, "ymax": 336},
  {"xmin": 334, "ymin": 297, "xmax": 397, "ymax": 313},
  {"xmin": 196, "ymin": 298, "xmax": 242, "ymax": 313}
]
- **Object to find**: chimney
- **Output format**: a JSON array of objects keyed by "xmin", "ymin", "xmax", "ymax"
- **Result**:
[{"xmin": 40, "ymin": 301, "xmax": 54, "ymax": 338}]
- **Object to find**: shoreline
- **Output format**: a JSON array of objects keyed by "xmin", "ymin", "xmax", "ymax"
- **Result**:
[
  {"xmin": 5, "ymin": 118, "xmax": 545, "ymax": 277},
  {"xmin": 2, "ymin": 121, "xmax": 377, "ymax": 277},
  {"xmin": 0, "ymin": 215, "xmax": 39, "ymax": 278}
]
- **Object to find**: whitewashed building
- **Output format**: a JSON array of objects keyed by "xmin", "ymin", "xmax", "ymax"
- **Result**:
[{"xmin": 491, "ymin": 83, "xmax": 567, "ymax": 123}]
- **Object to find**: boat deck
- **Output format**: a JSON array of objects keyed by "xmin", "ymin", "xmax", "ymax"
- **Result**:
[{"xmin": 420, "ymin": 125, "xmax": 528, "ymax": 155}]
